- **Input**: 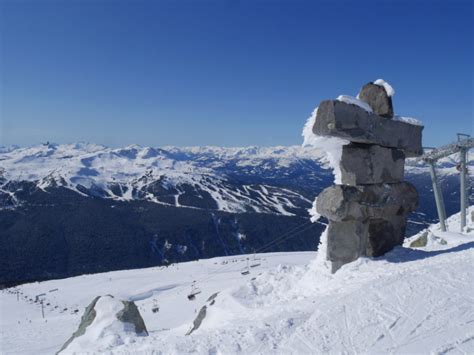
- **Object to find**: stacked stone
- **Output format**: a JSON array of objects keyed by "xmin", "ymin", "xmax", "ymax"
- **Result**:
[{"xmin": 313, "ymin": 82, "xmax": 423, "ymax": 272}]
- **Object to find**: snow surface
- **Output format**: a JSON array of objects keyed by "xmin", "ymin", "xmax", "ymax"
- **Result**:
[
  {"xmin": 374, "ymin": 78, "xmax": 395, "ymax": 97},
  {"xmin": 2, "ymin": 207, "xmax": 473, "ymax": 354}
]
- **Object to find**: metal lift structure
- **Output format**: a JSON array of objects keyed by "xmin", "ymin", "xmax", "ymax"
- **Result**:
[{"xmin": 417, "ymin": 134, "xmax": 473, "ymax": 232}]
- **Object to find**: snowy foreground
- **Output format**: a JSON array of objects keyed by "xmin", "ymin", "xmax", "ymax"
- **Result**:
[{"xmin": 1, "ymin": 208, "xmax": 474, "ymax": 354}]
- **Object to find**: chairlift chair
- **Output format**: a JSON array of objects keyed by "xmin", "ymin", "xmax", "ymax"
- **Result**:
[
  {"xmin": 187, "ymin": 282, "xmax": 201, "ymax": 301},
  {"xmin": 241, "ymin": 259, "xmax": 251, "ymax": 275},
  {"xmin": 250, "ymin": 252, "xmax": 261, "ymax": 268}
]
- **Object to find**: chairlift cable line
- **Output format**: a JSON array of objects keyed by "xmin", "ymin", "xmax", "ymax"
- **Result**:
[
  {"xmin": 195, "ymin": 221, "xmax": 319, "ymax": 286},
  {"xmin": 143, "ymin": 218, "xmax": 320, "ymax": 302},
  {"xmin": 160, "ymin": 219, "xmax": 315, "ymax": 299},
  {"xmin": 196, "ymin": 220, "xmax": 314, "ymax": 282},
  {"xmin": 196, "ymin": 221, "xmax": 318, "ymax": 286}
]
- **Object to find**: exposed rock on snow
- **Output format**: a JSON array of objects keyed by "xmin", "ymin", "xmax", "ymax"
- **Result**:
[{"xmin": 59, "ymin": 295, "xmax": 148, "ymax": 354}]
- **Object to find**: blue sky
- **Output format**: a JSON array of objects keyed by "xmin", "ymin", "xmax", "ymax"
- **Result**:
[{"xmin": 1, "ymin": 0, "xmax": 472, "ymax": 148}]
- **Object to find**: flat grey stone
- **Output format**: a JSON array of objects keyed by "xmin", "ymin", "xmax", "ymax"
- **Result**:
[
  {"xmin": 358, "ymin": 82, "xmax": 394, "ymax": 118},
  {"xmin": 313, "ymin": 100, "xmax": 423, "ymax": 157},
  {"xmin": 327, "ymin": 220, "xmax": 368, "ymax": 273},
  {"xmin": 316, "ymin": 182, "xmax": 418, "ymax": 221},
  {"xmin": 340, "ymin": 143, "xmax": 405, "ymax": 185}
]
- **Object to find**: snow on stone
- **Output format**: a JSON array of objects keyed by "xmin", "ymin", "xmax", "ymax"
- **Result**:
[
  {"xmin": 393, "ymin": 115, "xmax": 423, "ymax": 126},
  {"xmin": 2, "ymin": 207, "xmax": 473, "ymax": 354},
  {"xmin": 373, "ymin": 78, "xmax": 395, "ymax": 96},
  {"xmin": 308, "ymin": 197, "xmax": 321, "ymax": 223},
  {"xmin": 302, "ymin": 108, "xmax": 348, "ymax": 184},
  {"xmin": 336, "ymin": 94, "xmax": 374, "ymax": 113},
  {"xmin": 62, "ymin": 296, "xmax": 141, "ymax": 354}
]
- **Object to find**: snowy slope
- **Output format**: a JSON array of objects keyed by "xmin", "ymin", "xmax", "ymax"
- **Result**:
[{"xmin": 1, "ymin": 207, "xmax": 473, "ymax": 354}]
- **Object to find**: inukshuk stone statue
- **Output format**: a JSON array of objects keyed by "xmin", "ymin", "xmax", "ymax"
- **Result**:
[{"xmin": 313, "ymin": 82, "xmax": 423, "ymax": 272}]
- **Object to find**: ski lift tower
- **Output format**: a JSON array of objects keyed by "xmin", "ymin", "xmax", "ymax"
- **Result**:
[{"xmin": 417, "ymin": 134, "xmax": 473, "ymax": 232}]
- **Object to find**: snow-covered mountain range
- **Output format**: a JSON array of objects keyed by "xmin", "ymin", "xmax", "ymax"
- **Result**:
[
  {"xmin": 0, "ymin": 143, "xmax": 329, "ymax": 214},
  {"xmin": 0, "ymin": 143, "xmax": 471, "ymax": 285},
  {"xmin": 0, "ymin": 142, "xmax": 467, "ymax": 212}
]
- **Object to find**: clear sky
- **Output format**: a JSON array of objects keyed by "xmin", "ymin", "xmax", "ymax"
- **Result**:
[{"xmin": 1, "ymin": 0, "xmax": 472, "ymax": 148}]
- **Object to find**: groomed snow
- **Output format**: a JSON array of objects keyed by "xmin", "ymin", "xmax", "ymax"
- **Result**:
[{"xmin": 1, "ymin": 207, "xmax": 473, "ymax": 354}]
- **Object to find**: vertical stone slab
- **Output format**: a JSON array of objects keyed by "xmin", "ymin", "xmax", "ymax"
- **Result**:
[
  {"xmin": 358, "ymin": 82, "xmax": 394, "ymax": 118},
  {"xmin": 326, "ymin": 220, "xmax": 368, "ymax": 272},
  {"xmin": 340, "ymin": 144, "xmax": 405, "ymax": 185}
]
